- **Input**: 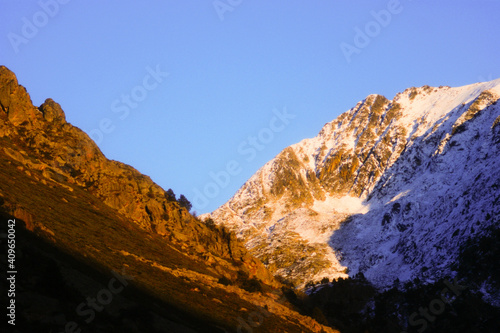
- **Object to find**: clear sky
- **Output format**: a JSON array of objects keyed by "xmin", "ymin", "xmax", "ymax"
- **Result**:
[{"xmin": 1, "ymin": 0, "xmax": 499, "ymax": 213}]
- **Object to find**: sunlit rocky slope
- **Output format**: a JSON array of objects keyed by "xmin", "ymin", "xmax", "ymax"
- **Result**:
[{"xmin": 0, "ymin": 66, "xmax": 337, "ymax": 333}]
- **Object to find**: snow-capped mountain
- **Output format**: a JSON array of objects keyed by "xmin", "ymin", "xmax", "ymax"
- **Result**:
[{"xmin": 205, "ymin": 78, "xmax": 500, "ymax": 290}]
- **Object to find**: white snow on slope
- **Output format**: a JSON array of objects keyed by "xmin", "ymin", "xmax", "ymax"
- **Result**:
[{"xmin": 206, "ymin": 78, "xmax": 500, "ymax": 291}]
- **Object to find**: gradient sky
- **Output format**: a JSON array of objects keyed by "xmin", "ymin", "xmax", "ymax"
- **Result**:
[{"xmin": 1, "ymin": 0, "xmax": 499, "ymax": 213}]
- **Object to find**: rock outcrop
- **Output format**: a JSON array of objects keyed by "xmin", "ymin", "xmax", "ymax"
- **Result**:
[
  {"xmin": 0, "ymin": 65, "xmax": 345, "ymax": 332},
  {"xmin": 0, "ymin": 65, "xmax": 276, "ymax": 287}
]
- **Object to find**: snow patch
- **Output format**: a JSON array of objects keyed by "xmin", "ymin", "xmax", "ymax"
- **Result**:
[{"xmin": 312, "ymin": 195, "xmax": 370, "ymax": 215}]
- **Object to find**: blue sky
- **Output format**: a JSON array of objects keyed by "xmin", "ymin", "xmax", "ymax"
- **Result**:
[{"xmin": 1, "ymin": 0, "xmax": 499, "ymax": 213}]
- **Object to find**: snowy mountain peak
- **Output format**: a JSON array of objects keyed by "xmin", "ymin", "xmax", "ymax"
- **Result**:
[{"xmin": 205, "ymin": 78, "xmax": 500, "ymax": 289}]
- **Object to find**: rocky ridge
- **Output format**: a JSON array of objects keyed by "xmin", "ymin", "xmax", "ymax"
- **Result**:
[
  {"xmin": 0, "ymin": 65, "xmax": 275, "ymax": 286},
  {"xmin": 0, "ymin": 65, "xmax": 339, "ymax": 332},
  {"xmin": 206, "ymin": 78, "xmax": 500, "ymax": 291}
]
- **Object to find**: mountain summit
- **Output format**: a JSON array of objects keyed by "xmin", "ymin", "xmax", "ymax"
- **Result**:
[
  {"xmin": 206, "ymin": 78, "xmax": 500, "ymax": 293},
  {"xmin": 2, "ymin": 64, "xmax": 499, "ymax": 331}
]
